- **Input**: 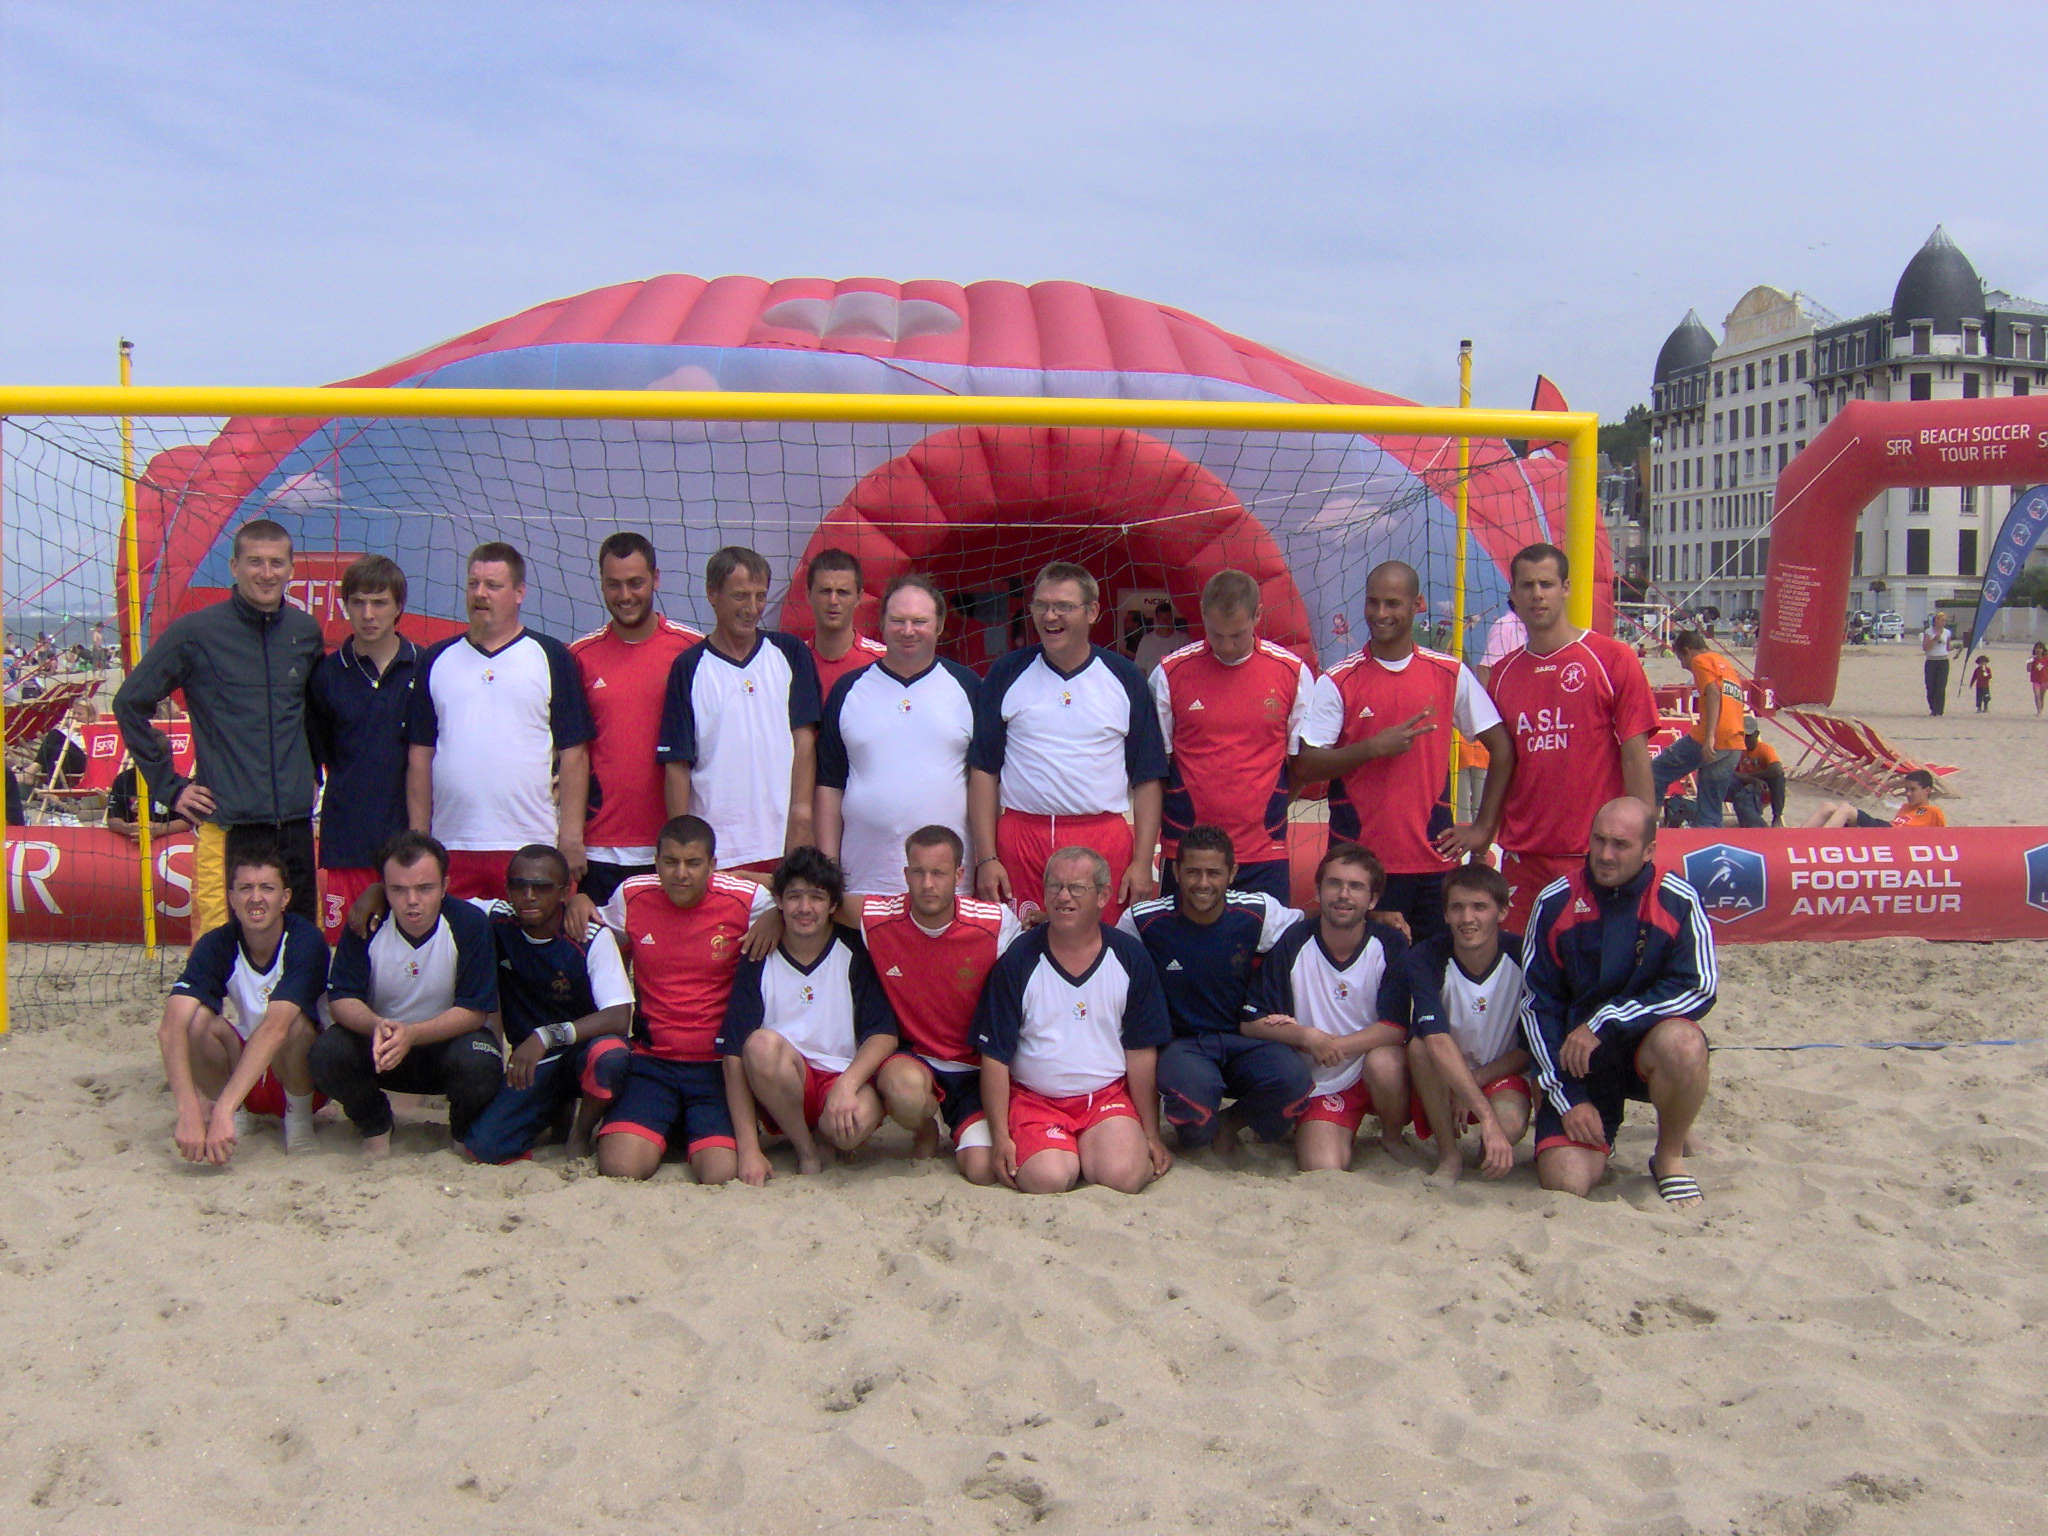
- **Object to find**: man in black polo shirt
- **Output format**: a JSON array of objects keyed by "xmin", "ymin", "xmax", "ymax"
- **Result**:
[{"xmin": 308, "ymin": 556, "xmax": 419, "ymax": 942}]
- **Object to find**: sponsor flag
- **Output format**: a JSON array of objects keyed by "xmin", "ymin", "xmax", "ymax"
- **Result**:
[{"xmin": 1967, "ymin": 484, "xmax": 2048, "ymax": 654}]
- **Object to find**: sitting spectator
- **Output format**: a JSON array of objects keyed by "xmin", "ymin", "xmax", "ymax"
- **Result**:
[
  {"xmin": 1808, "ymin": 769, "xmax": 1945, "ymax": 830},
  {"xmin": 31, "ymin": 701, "xmax": 93, "ymax": 789},
  {"xmin": 1729, "ymin": 725, "xmax": 1786, "ymax": 829},
  {"xmin": 106, "ymin": 762, "xmax": 190, "ymax": 841}
]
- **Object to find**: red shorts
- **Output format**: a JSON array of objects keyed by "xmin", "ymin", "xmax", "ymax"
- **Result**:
[
  {"xmin": 444, "ymin": 849, "xmax": 522, "ymax": 902},
  {"xmin": 1501, "ymin": 850, "xmax": 1581, "ymax": 933},
  {"xmin": 240, "ymin": 1068, "xmax": 324, "ymax": 1119},
  {"xmin": 760, "ymin": 1062, "xmax": 843, "ymax": 1135},
  {"xmin": 996, "ymin": 810, "xmax": 1136, "ymax": 922},
  {"xmin": 723, "ymin": 858, "xmax": 781, "ymax": 877},
  {"xmin": 319, "ymin": 867, "xmax": 381, "ymax": 945},
  {"xmin": 1410, "ymin": 1073, "xmax": 1532, "ymax": 1144},
  {"xmin": 1005, "ymin": 1079, "xmax": 1138, "ymax": 1165},
  {"xmin": 1296, "ymin": 1078, "xmax": 1409, "ymax": 1134}
]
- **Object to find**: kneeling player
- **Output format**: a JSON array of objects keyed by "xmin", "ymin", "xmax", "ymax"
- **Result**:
[
  {"xmin": 719, "ymin": 847, "xmax": 898, "ymax": 1177},
  {"xmin": 1405, "ymin": 864, "xmax": 1531, "ymax": 1183},
  {"xmin": 158, "ymin": 845, "xmax": 328, "ymax": 1163},
  {"xmin": 1242, "ymin": 841, "xmax": 1412, "ymax": 1171},
  {"xmin": 594, "ymin": 816, "xmax": 773, "ymax": 1184},
  {"xmin": 972, "ymin": 846, "xmax": 1174, "ymax": 1194},
  {"xmin": 463, "ymin": 846, "xmax": 634, "ymax": 1163},
  {"xmin": 1119, "ymin": 825, "xmax": 1309, "ymax": 1153}
]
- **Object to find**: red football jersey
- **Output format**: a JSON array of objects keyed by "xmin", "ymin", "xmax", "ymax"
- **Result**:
[
  {"xmin": 1152, "ymin": 639, "xmax": 1313, "ymax": 865},
  {"xmin": 572, "ymin": 618, "xmax": 702, "ymax": 852},
  {"xmin": 859, "ymin": 893, "xmax": 1009, "ymax": 1066},
  {"xmin": 1311, "ymin": 647, "xmax": 1463, "ymax": 875},
  {"xmin": 1488, "ymin": 631, "xmax": 1657, "ymax": 858},
  {"xmin": 609, "ymin": 872, "xmax": 768, "ymax": 1061},
  {"xmin": 811, "ymin": 634, "xmax": 886, "ymax": 701}
]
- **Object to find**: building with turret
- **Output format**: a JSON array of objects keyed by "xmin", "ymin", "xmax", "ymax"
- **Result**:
[{"xmin": 1648, "ymin": 227, "xmax": 2048, "ymax": 628}]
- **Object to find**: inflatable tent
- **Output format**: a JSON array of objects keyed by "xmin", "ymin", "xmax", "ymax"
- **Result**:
[{"xmin": 129, "ymin": 276, "xmax": 1610, "ymax": 667}]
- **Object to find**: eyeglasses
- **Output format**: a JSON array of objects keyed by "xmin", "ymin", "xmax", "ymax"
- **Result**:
[
  {"xmin": 1045, "ymin": 881, "xmax": 1102, "ymax": 898},
  {"xmin": 506, "ymin": 877, "xmax": 561, "ymax": 893},
  {"xmin": 1030, "ymin": 600, "xmax": 1085, "ymax": 617}
]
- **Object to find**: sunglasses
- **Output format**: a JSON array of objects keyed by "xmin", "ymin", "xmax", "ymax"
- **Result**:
[{"xmin": 506, "ymin": 876, "xmax": 562, "ymax": 893}]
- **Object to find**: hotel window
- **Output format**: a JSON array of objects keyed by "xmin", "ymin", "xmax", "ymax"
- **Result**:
[
  {"xmin": 1853, "ymin": 532, "xmax": 1863, "ymax": 576},
  {"xmin": 1960, "ymin": 530, "xmax": 1978, "ymax": 577},
  {"xmin": 1745, "ymin": 362, "xmax": 1756, "ymax": 389},
  {"xmin": 1794, "ymin": 396, "xmax": 1805, "ymax": 428},
  {"xmin": 1854, "ymin": 382, "xmax": 1867, "ymax": 400},
  {"xmin": 1909, "ymin": 373, "xmax": 1932, "ymax": 401},
  {"xmin": 1740, "ymin": 540, "xmax": 1754, "ymax": 577},
  {"xmin": 1961, "ymin": 485, "xmax": 1977, "ymax": 514},
  {"xmin": 1909, "ymin": 487, "xmax": 1931, "ymax": 514},
  {"xmin": 1963, "ymin": 373, "xmax": 1981, "ymax": 399},
  {"xmin": 1906, "ymin": 528, "xmax": 1930, "ymax": 576},
  {"xmin": 1654, "ymin": 463, "xmax": 1663, "ymax": 492},
  {"xmin": 1778, "ymin": 355, "xmax": 1790, "ymax": 384},
  {"xmin": 1796, "ymin": 349, "xmax": 1807, "ymax": 379},
  {"xmin": 1778, "ymin": 399, "xmax": 1788, "ymax": 431},
  {"xmin": 1777, "ymin": 443, "xmax": 1788, "ymax": 471},
  {"xmin": 1714, "ymin": 413, "xmax": 1723, "ymax": 444},
  {"xmin": 1911, "ymin": 323, "xmax": 1931, "ymax": 356},
  {"xmin": 1681, "ymin": 459, "xmax": 1690, "ymax": 489},
  {"xmin": 1963, "ymin": 321, "xmax": 1981, "ymax": 356},
  {"xmin": 1714, "ymin": 455, "xmax": 1724, "ymax": 489},
  {"xmin": 2017, "ymin": 378, "xmax": 2032, "ymax": 397},
  {"xmin": 1745, "ymin": 405, "xmax": 1756, "ymax": 436},
  {"xmin": 1853, "ymin": 334, "xmax": 1867, "ymax": 366},
  {"xmin": 1744, "ymin": 449, "xmax": 1756, "ymax": 476},
  {"xmin": 1819, "ymin": 394, "xmax": 1830, "ymax": 424},
  {"xmin": 2011, "ymin": 325, "xmax": 2030, "ymax": 358},
  {"xmin": 1714, "ymin": 371, "xmax": 1724, "ymax": 397}
]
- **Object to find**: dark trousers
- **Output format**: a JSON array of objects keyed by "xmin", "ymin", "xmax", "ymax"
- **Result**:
[
  {"xmin": 1925, "ymin": 658, "xmax": 1949, "ymax": 715},
  {"xmin": 1731, "ymin": 774, "xmax": 1786, "ymax": 828},
  {"xmin": 578, "ymin": 858, "xmax": 653, "ymax": 908},
  {"xmin": 1157, "ymin": 1033, "xmax": 1315, "ymax": 1147},
  {"xmin": 308, "ymin": 1025, "xmax": 504, "ymax": 1141},
  {"xmin": 226, "ymin": 819, "xmax": 319, "ymax": 924},
  {"xmin": 1377, "ymin": 871, "xmax": 1448, "ymax": 942}
]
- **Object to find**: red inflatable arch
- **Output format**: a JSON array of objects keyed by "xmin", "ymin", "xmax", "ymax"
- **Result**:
[
  {"xmin": 1757, "ymin": 396, "xmax": 2048, "ymax": 705},
  {"xmin": 778, "ymin": 425, "xmax": 1313, "ymax": 666}
]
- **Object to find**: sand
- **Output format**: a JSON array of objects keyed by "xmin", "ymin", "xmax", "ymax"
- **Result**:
[{"xmin": 4, "ymin": 640, "xmax": 2044, "ymax": 1534}]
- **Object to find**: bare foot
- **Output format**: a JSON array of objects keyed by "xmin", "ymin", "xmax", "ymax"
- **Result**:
[
  {"xmin": 1377, "ymin": 1133, "xmax": 1423, "ymax": 1168},
  {"xmin": 361, "ymin": 1132, "xmax": 392, "ymax": 1161},
  {"xmin": 1425, "ymin": 1146, "xmax": 1463, "ymax": 1187},
  {"xmin": 910, "ymin": 1117, "xmax": 941, "ymax": 1160},
  {"xmin": 795, "ymin": 1151, "xmax": 825, "ymax": 1176}
]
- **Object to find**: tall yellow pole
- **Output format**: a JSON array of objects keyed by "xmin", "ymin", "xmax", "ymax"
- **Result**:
[
  {"xmin": 1566, "ymin": 421, "xmax": 1598, "ymax": 630},
  {"xmin": 120, "ymin": 340, "xmax": 159, "ymax": 956},
  {"xmin": 1449, "ymin": 340, "xmax": 1472, "ymax": 810},
  {"xmin": 0, "ymin": 414, "xmax": 10, "ymax": 1033}
]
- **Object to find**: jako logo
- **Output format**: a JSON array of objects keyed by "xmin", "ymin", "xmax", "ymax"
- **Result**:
[{"xmin": 1683, "ymin": 843, "xmax": 1766, "ymax": 922}]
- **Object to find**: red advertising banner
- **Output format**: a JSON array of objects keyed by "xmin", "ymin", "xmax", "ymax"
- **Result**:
[
  {"xmin": 7, "ymin": 827, "xmax": 197, "ymax": 945},
  {"xmin": 1654, "ymin": 827, "xmax": 2048, "ymax": 944}
]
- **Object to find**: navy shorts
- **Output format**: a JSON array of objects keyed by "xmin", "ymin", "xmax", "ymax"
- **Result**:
[
  {"xmin": 1160, "ymin": 856, "xmax": 1292, "ymax": 904},
  {"xmin": 1533, "ymin": 1030, "xmax": 1652, "ymax": 1154},
  {"xmin": 894, "ymin": 1053, "xmax": 987, "ymax": 1136},
  {"xmin": 600, "ymin": 1054, "xmax": 736, "ymax": 1157},
  {"xmin": 466, "ymin": 1035, "xmax": 631, "ymax": 1164}
]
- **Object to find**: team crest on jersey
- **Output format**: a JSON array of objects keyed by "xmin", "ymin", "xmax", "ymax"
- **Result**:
[
  {"xmin": 1559, "ymin": 662, "xmax": 1588, "ymax": 693},
  {"xmin": 710, "ymin": 933, "xmax": 729, "ymax": 949},
  {"xmin": 1058, "ymin": 690, "xmax": 1073, "ymax": 706},
  {"xmin": 897, "ymin": 698, "xmax": 914, "ymax": 714},
  {"xmin": 740, "ymin": 678, "xmax": 758, "ymax": 696},
  {"xmin": 1073, "ymin": 1001, "xmax": 1089, "ymax": 1020},
  {"xmin": 480, "ymin": 669, "xmax": 495, "ymax": 685},
  {"xmin": 550, "ymin": 974, "xmax": 573, "ymax": 1000},
  {"xmin": 799, "ymin": 985, "xmax": 816, "ymax": 1005},
  {"xmin": 1263, "ymin": 693, "xmax": 1282, "ymax": 714},
  {"xmin": 402, "ymin": 960, "xmax": 421, "ymax": 980},
  {"xmin": 955, "ymin": 964, "xmax": 978, "ymax": 984},
  {"xmin": 1332, "ymin": 980, "xmax": 1351, "ymax": 1000}
]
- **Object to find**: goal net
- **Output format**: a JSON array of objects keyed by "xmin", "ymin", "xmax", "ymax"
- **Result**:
[{"xmin": 1, "ymin": 394, "xmax": 1595, "ymax": 1012}]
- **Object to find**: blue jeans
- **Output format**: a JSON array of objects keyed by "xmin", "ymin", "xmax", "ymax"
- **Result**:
[{"xmin": 1651, "ymin": 736, "xmax": 1734, "ymax": 828}]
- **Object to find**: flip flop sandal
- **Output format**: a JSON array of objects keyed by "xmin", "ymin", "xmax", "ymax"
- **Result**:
[{"xmin": 1649, "ymin": 1158, "xmax": 1704, "ymax": 1205}]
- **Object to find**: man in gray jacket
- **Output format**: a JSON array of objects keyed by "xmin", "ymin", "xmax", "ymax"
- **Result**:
[{"xmin": 114, "ymin": 518, "xmax": 326, "ymax": 936}]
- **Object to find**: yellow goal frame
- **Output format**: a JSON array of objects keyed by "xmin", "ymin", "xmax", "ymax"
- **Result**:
[{"xmin": 0, "ymin": 386, "xmax": 1597, "ymax": 1031}]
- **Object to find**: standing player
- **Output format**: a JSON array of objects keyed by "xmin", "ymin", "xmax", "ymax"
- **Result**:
[
  {"xmin": 1148, "ymin": 568, "xmax": 1314, "ymax": 903},
  {"xmin": 1650, "ymin": 630, "xmax": 1743, "ymax": 828},
  {"xmin": 1242, "ymin": 841, "xmax": 1412, "ymax": 1171},
  {"xmin": 569, "ymin": 532, "xmax": 702, "ymax": 905},
  {"xmin": 406, "ymin": 543, "xmax": 595, "ymax": 898},
  {"xmin": 1295, "ymin": 561, "xmax": 1514, "ymax": 941},
  {"xmin": 969, "ymin": 562, "xmax": 1168, "ymax": 920},
  {"xmin": 1487, "ymin": 543, "xmax": 1657, "ymax": 930},
  {"xmin": 307, "ymin": 555, "xmax": 419, "ymax": 942},
  {"xmin": 311, "ymin": 831, "xmax": 504, "ymax": 1157},
  {"xmin": 1405, "ymin": 864, "xmax": 1531, "ymax": 1184},
  {"xmin": 659, "ymin": 546, "xmax": 823, "ymax": 872},
  {"xmin": 816, "ymin": 574, "xmax": 981, "ymax": 896},
  {"xmin": 114, "ymin": 518, "xmax": 325, "ymax": 934},
  {"xmin": 718, "ymin": 848, "xmax": 900, "ymax": 1179},
  {"xmin": 462, "ymin": 846, "xmax": 635, "ymax": 1164},
  {"xmin": 1119, "ymin": 825, "xmax": 1310, "ymax": 1153},
  {"xmin": 1523, "ymin": 798, "xmax": 1714, "ymax": 1207},
  {"xmin": 972, "ymin": 846, "xmax": 1174, "ymax": 1194},
  {"xmin": 157, "ymin": 845, "xmax": 328, "ymax": 1163},
  {"xmin": 804, "ymin": 547, "xmax": 887, "ymax": 699},
  {"xmin": 594, "ymin": 816, "xmax": 774, "ymax": 1184}
]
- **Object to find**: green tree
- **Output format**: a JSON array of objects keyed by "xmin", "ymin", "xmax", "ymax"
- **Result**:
[
  {"xmin": 1600, "ymin": 403, "xmax": 1651, "ymax": 465},
  {"xmin": 2007, "ymin": 563, "xmax": 2048, "ymax": 610}
]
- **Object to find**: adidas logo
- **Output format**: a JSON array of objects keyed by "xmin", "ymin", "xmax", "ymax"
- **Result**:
[
  {"xmin": 1357, "ymin": 705, "xmax": 1376, "ymax": 719},
  {"xmin": 592, "ymin": 677, "xmax": 608, "ymax": 689},
  {"xmin": 1188, "ymin": 699, "xmax": 1206, "ymax": 711},
  {"xmin": 501, "ymin": 958, "xmax": 514, "ymax": 970},
  {"xmin": 1573, "ymin": 898, "xmax": 1592, "ymax": 914},
  {"xmin": 639, "ymin": 933, "xmax": 656, "ymax": 946},
  {"xmin": 1166, "ymin": 959, "xmax": 1184, "ymax": 971},
  {"xmin": 886, "ymin": 965, "xmax": 903, "ymax": 977}
]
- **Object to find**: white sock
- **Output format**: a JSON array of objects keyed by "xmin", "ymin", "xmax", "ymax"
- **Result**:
[{"xmin": 284, "ymin": 1093, "xmax": 316, "ymax": 1148}]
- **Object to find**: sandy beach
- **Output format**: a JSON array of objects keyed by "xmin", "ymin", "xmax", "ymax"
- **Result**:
[{"xmin": 3, "ymin": 640, "xmax": 2043, "ymax": 1534}]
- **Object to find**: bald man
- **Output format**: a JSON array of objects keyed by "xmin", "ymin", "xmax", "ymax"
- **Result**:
[
  {"xmin": 1296, "ymin": 561, "xmax": 1513, "ymax": 942},
  {"xmin": 1519, "ymin": 797, "xmax": 1714, "ymax": 1208}
]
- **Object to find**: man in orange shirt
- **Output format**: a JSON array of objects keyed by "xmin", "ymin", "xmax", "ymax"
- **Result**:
[
  {"xmin": 1651, "ymin": 630, "xmax": 1744, "ymax": 828},
  {"xmin": 1729, "ymin": 725, "xmax": 1786, "ymax": 828},
  {"xmin": 1809, "ymin": 769, "xmax": 1946, "ymax": 829}
]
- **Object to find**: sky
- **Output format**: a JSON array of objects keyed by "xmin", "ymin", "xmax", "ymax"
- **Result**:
[{"xmin": 5, "ymin": 1, "xmax": 2046, "ymax": 420}]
